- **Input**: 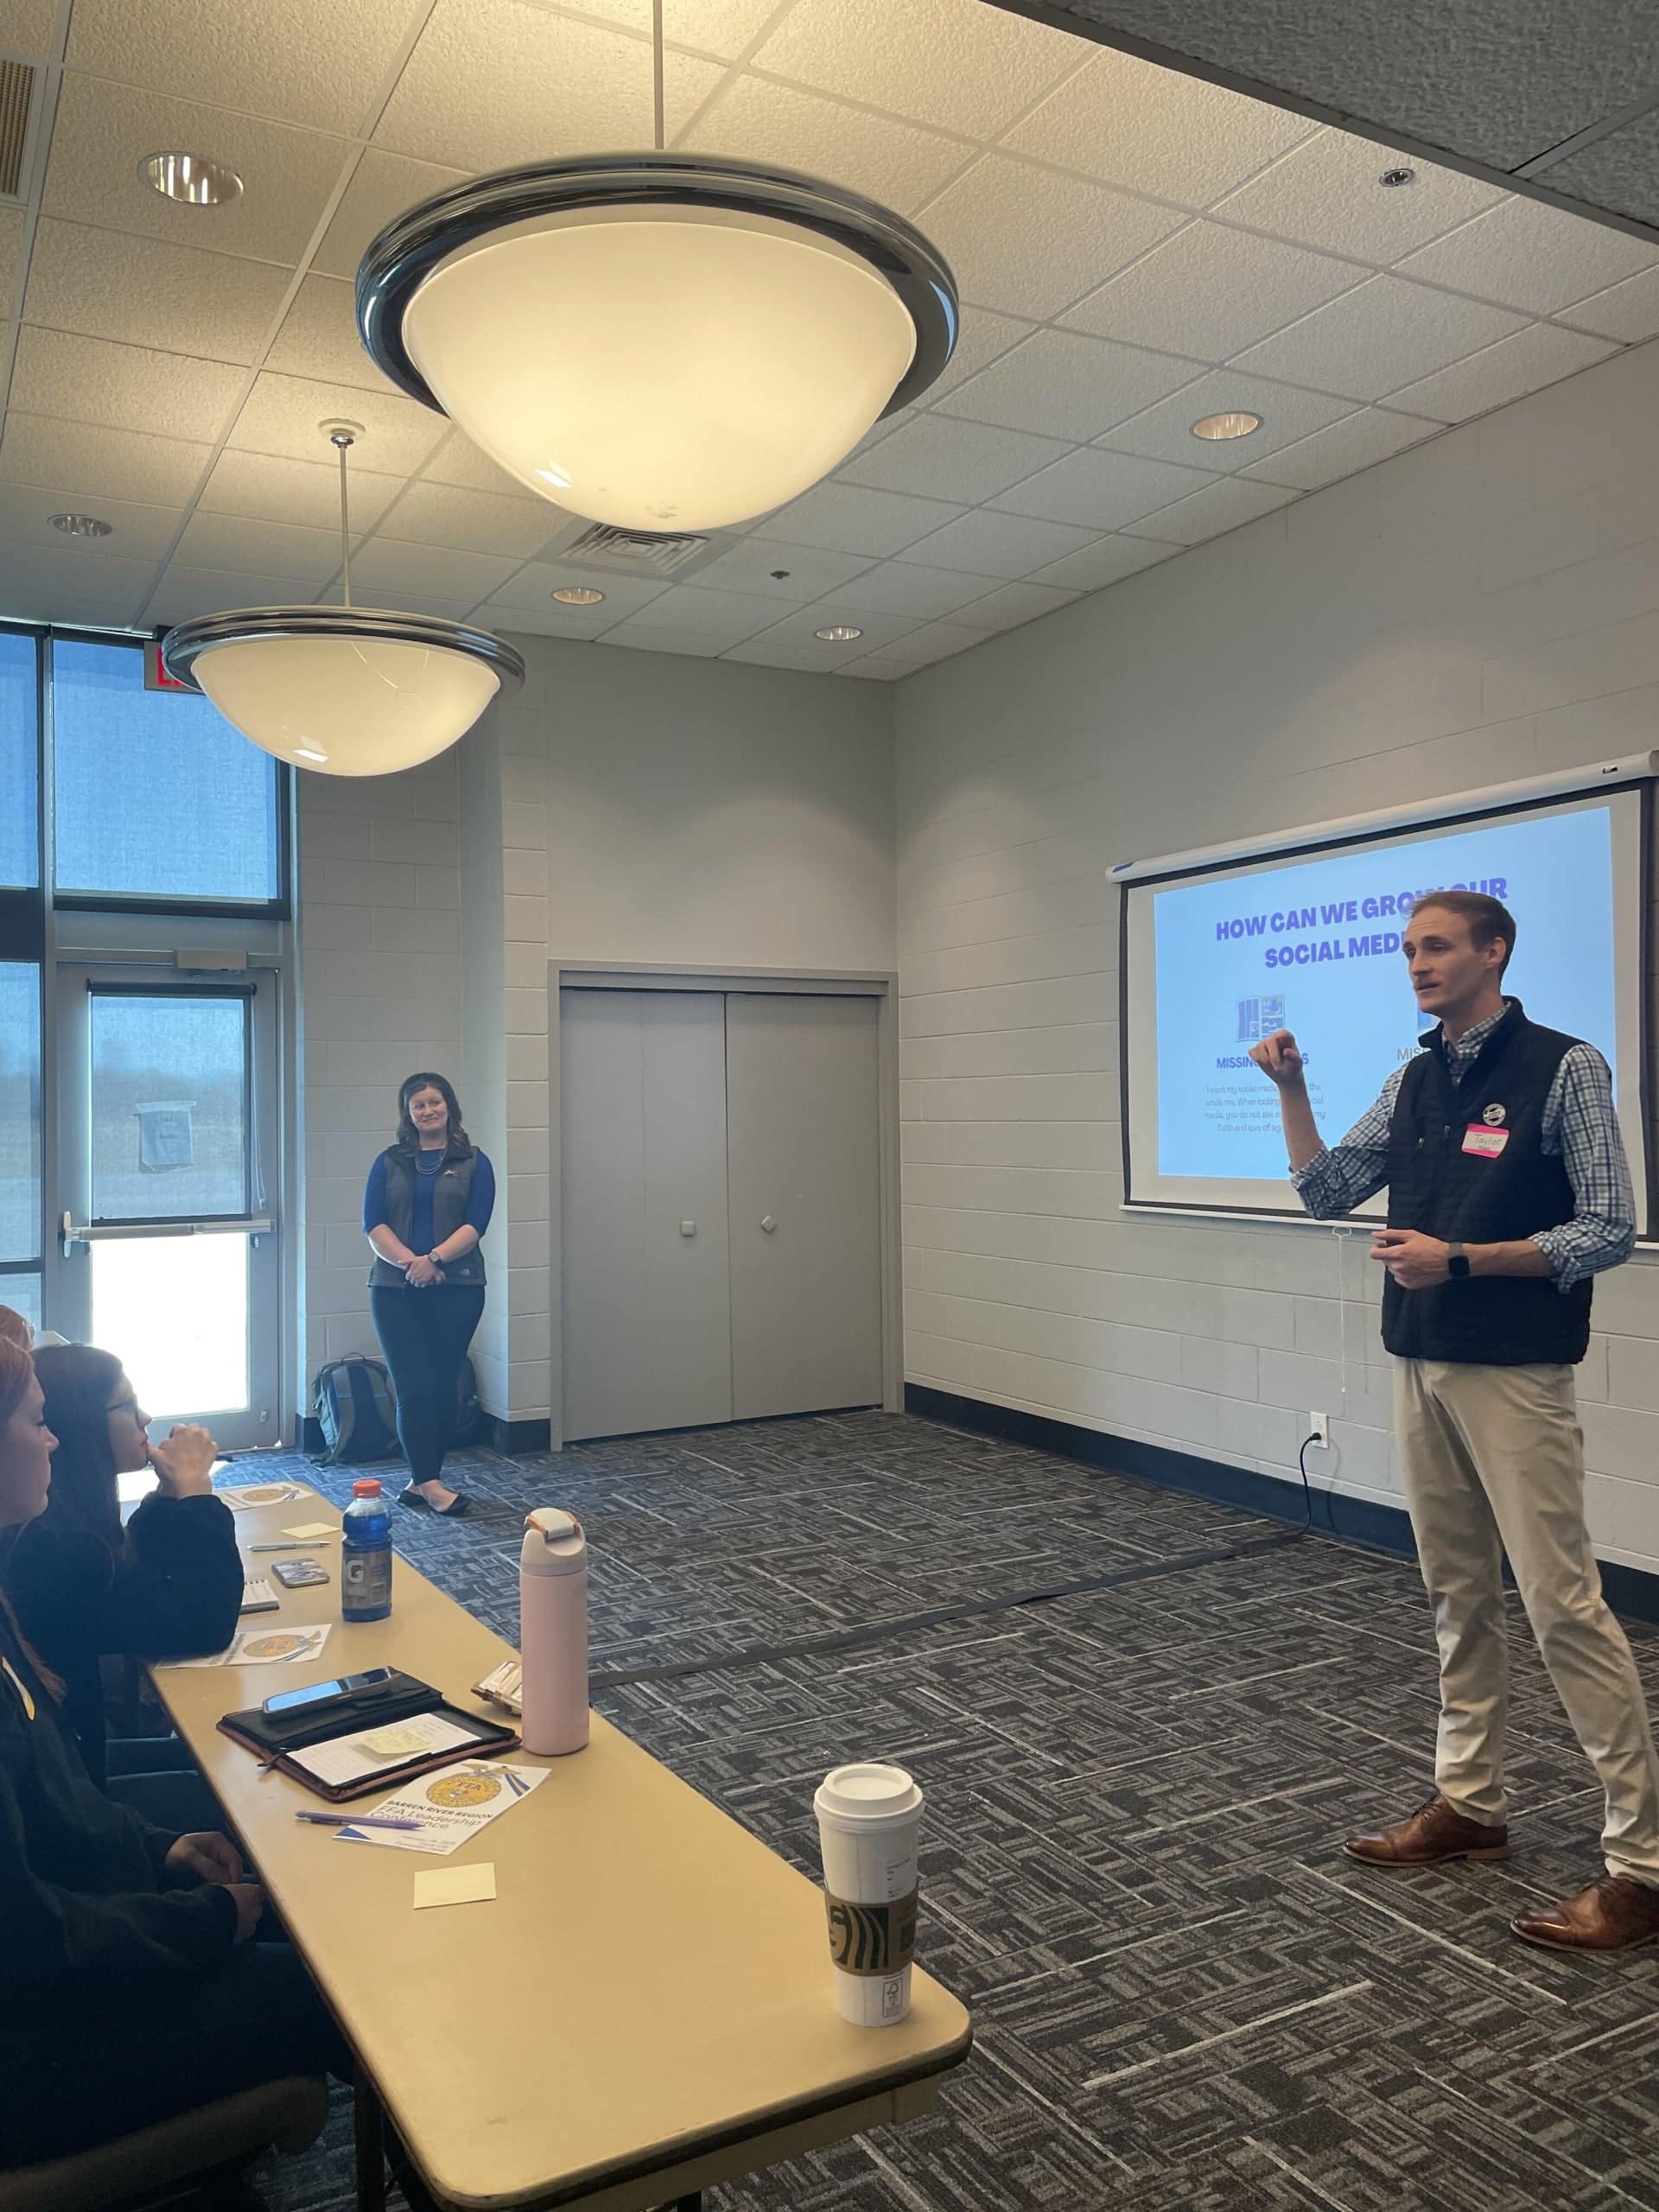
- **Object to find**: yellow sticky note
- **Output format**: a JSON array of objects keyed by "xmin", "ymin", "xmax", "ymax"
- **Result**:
[
  {"xmin": 282, "ymin": 1522, "xmax": 339, "ymax": 1540},
  {"xmin": 414, "ymin": 1864, "xmax": 496, "ymax": 1910}
]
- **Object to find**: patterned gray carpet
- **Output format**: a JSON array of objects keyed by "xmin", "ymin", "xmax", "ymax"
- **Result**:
[{"xmin": 228, "ymin": 1410, "xmax": 1659, "ymax": 2212}]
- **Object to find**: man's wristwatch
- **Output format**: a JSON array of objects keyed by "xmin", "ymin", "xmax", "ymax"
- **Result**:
[{"xmin": 1446, "ymin": 1241, "xmax": 1471, "ymax": 1279}]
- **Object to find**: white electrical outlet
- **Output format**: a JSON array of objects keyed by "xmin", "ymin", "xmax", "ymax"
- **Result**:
[{"xmin": 1309, "ymin": 1411, "xmax": 1330, "ymax": 1447}]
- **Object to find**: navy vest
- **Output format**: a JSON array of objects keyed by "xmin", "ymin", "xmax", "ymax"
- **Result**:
[
  {"xmin": 1382, "ymin": 1001, "xmax": 1590, "ymax": 1365},
  {"xmin": 367, "ymin": 1144, "xmax": 486, "ymax": 1290}
]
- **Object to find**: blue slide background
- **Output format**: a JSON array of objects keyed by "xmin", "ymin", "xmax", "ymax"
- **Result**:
[{"xmin": 1152, "ymin": 804, "xmax": 1616, "ymax": 1182}]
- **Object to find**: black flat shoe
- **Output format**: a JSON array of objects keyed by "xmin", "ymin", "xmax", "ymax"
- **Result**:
[{"xmin": 397, "ymin": 1484, "xmax": 473, "ymax": 1517}]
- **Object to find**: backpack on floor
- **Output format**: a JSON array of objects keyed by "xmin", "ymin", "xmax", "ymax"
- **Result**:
[
  {"xmin": 312, "ymin": 1356, "xmax": 400, "ymax": 1466},
  {"xmin": 454, "ymin": 1354, "xmax": 484, "ymax": 1449}
]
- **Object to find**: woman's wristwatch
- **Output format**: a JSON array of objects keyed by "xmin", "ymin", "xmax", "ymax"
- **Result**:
[{"xmin": 1446, "ymin": 1240, "xmax": 1471, "ymax": 1279}]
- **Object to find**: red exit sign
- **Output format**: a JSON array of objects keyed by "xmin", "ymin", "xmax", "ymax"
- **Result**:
[{"xmin": 143, "ymin": 636, "xmax": 195, "ymax": 693}]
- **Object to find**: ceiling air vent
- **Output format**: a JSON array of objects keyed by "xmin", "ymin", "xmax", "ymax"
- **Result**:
[
  {"xmin": 557, "ymin": 521, "xmax": 714, "ymax": 575},
  {"xmin": 0, "ymin": 61, "xmax": 34, "ymax": 200}
]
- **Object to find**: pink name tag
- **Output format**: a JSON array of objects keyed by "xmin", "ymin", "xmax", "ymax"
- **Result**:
[{"xmin": 1463, "ymin": 1125, "xmax": 1509, "ymax": 1158}]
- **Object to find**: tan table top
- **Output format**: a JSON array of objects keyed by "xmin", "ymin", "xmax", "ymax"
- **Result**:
[{"xmin": 152, "ymin": 1485, "xmax": 971, "ymax": 2209}]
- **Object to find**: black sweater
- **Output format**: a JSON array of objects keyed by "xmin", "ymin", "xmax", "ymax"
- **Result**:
[
  {"xmin": 3, "ymin": 1494, "xmax": 242, "ymax": 1786},
  {"xmin": 0, "ymin": 1607, "xmax": 237, "ymax": 2034}
]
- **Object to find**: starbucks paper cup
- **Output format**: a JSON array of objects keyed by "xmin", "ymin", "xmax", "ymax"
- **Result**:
[{"xmin": 814, "ymin": 1762, "xmax": 924, "ymax": 2027}]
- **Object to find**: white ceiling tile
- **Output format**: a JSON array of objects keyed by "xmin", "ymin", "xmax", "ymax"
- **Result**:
[
  {"xmin": 22, "ymin": 219, "xmax": 290, "ymax": 363},
  {"xmin": 312, "ymin": 150, "xmax": 471, "ymax": 281},
  {"xmin": 893, "ymin": 506, "xmax": 1098, "ymax": 577},
  {"xmin": 721, "ymin": 636, "xmax": 874, "ymax": 672},
  {"xmin": 1030, "ymin": 534, "xmax": 1180, "ymax": 590},
  {"xmin": 375, "ymin": 0, "xmax": 721, "ymax": 171},
  {"xmin": 0, "ymin": 482, "xmax": 184, "ymax": 564},
  {"xmin": 145, "ymin": 566, "xmax": 330, "ymax": 625},
  {"xmin": 683, "ymin": 73, "xmax": 969, "ymax": 217},
  {"xmin": 690, "ymin": 537, "xmax": 877, "ymax": 601},
  {"xmin": 922, "ymin": 155, "xmax": 1185, "ymax": 320},
  {"xmin": 845, "ymin": 404, "xmax": 916, "ymax": 464},
  {"xmin": 0, "ymin": 551, "xmax": 162, "ymax": 628},
  {"xmin": 833, "ymin": 559, "xmax": 1001, "ymax": 620},
  {"xmin": 837, "ymin": 656, "xmax": 913, "ymax": 679},
  {"xmin": 1232, "ymin": 276, "xmax": 1530, "ymax": 402},
  {"xmin": 229, "ymin": 372, "xmax": 448, "ymax": 473},
  {"xmin": 4, "ymin": 0, "xmax": 57, "ymax": 53},
  {"xmin": 1380, "ymin": 321, "xmax": 1618, "ymax": 423},
  {"xmin": 1211, "ymin": 130, "xmax": 1508, "ymax": 265},
  {"xmin": 879, "ymin": 619, "xmax": 994, "ymax": 665},
  {"xmin": 65, "ymin": 0, "xmax": 428, "ymax": 134},
  {"xmin": 1559, "ymin": 266, "xmax": 1659, "ymax": 344},
  {"xmin": 936, "ymin": 327, "xmax": 1205, "ymax": 442},
  {"xmin": 198, "ymin": 448, "xmax": 404, "ymax": 531},
  {"xmin": 487, "ymin": 602, "xmax": 613, "ymax": 640},
  {"xmin": 575, "ymin": 0, "xmax": 791, "ymax": 60},
  {"xmin": 950, "ymin": 579, "xmax": 1079, "ymax": 631},
  {"xmin": 172, "ymin": 510, "xmax": 351, "ymax": 584},
  {"xmin": 1062, "ymin": 221, "xmax": 1364, "ymax": 359},
  {"xmin": 10, "ymin": 326, "xmax": 246, "ymax": 442},
  {"xmin": 0, "ymin": 208, "xmax": 25, "ymax": 306},
  {"xmin": 0, "ymin": 415, "xmax": 210, "ymax": 506},
  {"xmin": 926, "ymin": 304, "xmax": 1039, "ymax": 402},
  {"xmin": 594, "ymin": 623, "xmax": 730, "ymax": 658},
  {"xmin": 838, "ymin": 413, "xmax": 1071, "ymax": 504},
  {"xmin": 482, "ymin": 561, "xmax": 667, "ymax": 617},
  {"xmin": 44, "ymin": 77, "xmax": 349, "ymax": 264},
  {"xmin": 417, "ymin": 430, "xmax": 539, "ymax": 498},
  {"xmin": 744, "ymin": 601, "xmax": 922, "ymax": 654},
  {"xmin": 348, "ymin": 537, "xmax": 520, "ymax": 600},
  {"xmin": 620, "ymin": 584, "xmax": 792, "ymax": 641},
  {"xmin": 1123, "ymin": 474, "xmax": 1298, "ymax": 543},
  {"xmin": 750, "ymin": 0, "xmax": 1084, "ymax": 139},
  {"xmin": 1096, "ymin": 370, "xmax": 1357, "ymax": 471},
  {"xmin": 989, "ymin": 446, "xmax": 1217, "ymax": 530},
  {"xmin": 264, "ymin": 275, "xmax": 405, "ymax": 394},
  {"xmin": 1004, "ymin": 45, "xmax": 1316, "ymax": 208},
  {"xmin": 758, "ymin": 480, "xmax": 963, "ymax": 556},
  {"xmin": 1240, "ymin": 407, "xmax": 1437, "ymax": 489},
  {"xmin": 364, "ymin": 590, "xmax": 486, "ymax": 619},
  {"xmin": 374, "ymin": 480, "xmax": 563, "ymax": 557},
  {"xmin": 1396, "ymin": 197, "xmax": 1659, "ymax": 318}
]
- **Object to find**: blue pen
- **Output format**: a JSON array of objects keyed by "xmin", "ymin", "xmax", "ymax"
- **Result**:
[{"xmin": 294, "ymin": 1810, "xmax": 423, "ymax": 1832}]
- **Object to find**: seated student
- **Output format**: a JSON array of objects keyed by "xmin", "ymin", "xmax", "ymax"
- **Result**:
[
  {"xmin": 2, "ymin": 1339, "xmax": 241, "ymax": 1813},
  {"xmin": 0, "ymin": 1338, "xmax": 351, "ymax": 2167}
]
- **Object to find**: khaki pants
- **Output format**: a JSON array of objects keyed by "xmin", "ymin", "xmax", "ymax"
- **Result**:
[{"xmin": 1394, "ymin": 1357, "xmax": 1659, "ymax": 1886}]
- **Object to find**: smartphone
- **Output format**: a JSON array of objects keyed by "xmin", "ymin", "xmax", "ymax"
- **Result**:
[
  {"xmin": 271, "ymin": 1559, "xmax": 330, "ymax": 1589},
  {"xmin": 262, "ymin": 1666, "xmax": 395, "ymax": 1716}
]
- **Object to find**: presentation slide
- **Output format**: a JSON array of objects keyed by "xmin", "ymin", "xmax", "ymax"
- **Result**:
[{"xmin": 1122, "ymin": 788, "xmax": 1649, "ymax": 1224}]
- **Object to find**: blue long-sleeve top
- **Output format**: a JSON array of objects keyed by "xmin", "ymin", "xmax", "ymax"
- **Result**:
[{"xmin": 363, "ymin": 1148, "xmax": 496, "ymax": 1257}]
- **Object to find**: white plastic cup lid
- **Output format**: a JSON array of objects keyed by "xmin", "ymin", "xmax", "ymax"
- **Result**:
[{"xmin": 814, "ymin": 1762, "xmax": 924, "ymax": 1825}]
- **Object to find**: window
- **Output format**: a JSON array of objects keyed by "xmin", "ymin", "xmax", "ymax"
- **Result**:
[
  {"xmin": 0, "ymin": 632, "xmax": 39, "ymax": 891},
  {"xmin": 0, "ymin": 963, "xmax": 41, "ymax": 1270},
  {"xmin": 90, "ymin": 990, "xmax": 251, "ymax": 1223},
  {"xmin": 52, "ymin": 638, "xmax": 284, "ymax": 907}
]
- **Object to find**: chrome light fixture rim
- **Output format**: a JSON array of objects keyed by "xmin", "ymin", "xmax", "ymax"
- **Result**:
[
  {"xmin": 356, "ymin": 150, "xmax": 960, "ymax": 423},
  {"xmin": 159, "ymin": 605, "xmax": 526, "ymax": 697}
]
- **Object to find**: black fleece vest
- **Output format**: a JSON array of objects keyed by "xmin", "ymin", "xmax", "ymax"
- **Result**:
[
  {"xmin": 1382, "ymin": 1001, "xmax": 1591, "ymax": 1366},
  {"xmin": 367, "ymin": 1144, "xmax": 486, "ymax": 1290}
]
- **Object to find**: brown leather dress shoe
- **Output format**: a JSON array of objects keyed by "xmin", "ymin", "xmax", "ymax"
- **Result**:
[
  {"xmin": 1511, "ymin": 1873, "xmax": 1659, "ymax": 1953},
  {"xmin": 1344, "ymin": 1793, "xmax": 1510, "ymax": 1866}
]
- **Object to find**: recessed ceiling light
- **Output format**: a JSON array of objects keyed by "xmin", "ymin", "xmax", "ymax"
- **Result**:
[
  {"xmin": 550, "ymin": 586, "xmax": 605, "ymax": 605},
  {"xmin": 48, "ymin": 512, "xmax": 113, "ymax": 537},
  {"xmin": 139, "ymin": 151, "xmax": 244, "ymax": 206},
  {"xmin": 1191, "ymin": 411, "xmax": 1262, "ymax": 442},
  {"xmin": 815, "ymin": 625, "xmax": 862, "ymax": 643},
  {"xmin": 1379, "ymin": 167, "xmax": 1416, "ymax": 188}
]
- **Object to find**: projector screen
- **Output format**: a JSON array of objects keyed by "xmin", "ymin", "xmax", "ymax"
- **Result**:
[{"xmin": 1122, "ymin": 784, "xmax": 1651, "ymax": 1229}]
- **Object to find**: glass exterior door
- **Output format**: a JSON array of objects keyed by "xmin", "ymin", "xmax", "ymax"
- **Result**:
[{"xmin": 55, "ymin": 967, "xmax": 282, "ymax": 1449}]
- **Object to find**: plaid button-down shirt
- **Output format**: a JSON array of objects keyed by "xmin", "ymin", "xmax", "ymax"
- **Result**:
[{"xmin": 1291, "ymin": 1001, "xmax": 1637, "ymax": 1291}]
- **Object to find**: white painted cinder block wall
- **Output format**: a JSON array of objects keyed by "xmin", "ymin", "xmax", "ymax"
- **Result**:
[{"xmin": 895, "ymin": 338, "xmax": 1659, "ymax": 1577}]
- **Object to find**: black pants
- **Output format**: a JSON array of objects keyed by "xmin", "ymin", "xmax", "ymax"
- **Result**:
[
  {"xmin": 3, "ymin": 1942, "xmax": 353, "ymax": 2165},
  {"xmin": 370, "ymin": 1284, "xmax": 485, "ymax": 1485},
  {"xmin": 105, "ymin": 1735, "xmax": 226, "ymax": 1835}
]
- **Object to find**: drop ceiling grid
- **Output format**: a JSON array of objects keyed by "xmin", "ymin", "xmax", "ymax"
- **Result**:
[{"xmin": 0, "ymin": 0, "xmax": 1651, "ymax": 676}]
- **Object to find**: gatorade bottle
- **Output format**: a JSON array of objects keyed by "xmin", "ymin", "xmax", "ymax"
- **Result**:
[{"xmin": 341, "ymin": 1478, "xmax": 392, "ymax": 1624}]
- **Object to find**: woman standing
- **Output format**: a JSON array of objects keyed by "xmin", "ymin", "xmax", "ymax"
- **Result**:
[{"xmin": 363, "ymin": 1071, "xmax": 495, "ymax": 1516}]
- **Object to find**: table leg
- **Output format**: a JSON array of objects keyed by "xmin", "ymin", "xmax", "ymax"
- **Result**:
[{"xmin": 354, "ymin": 2065, "xmax": 387, "ymax": 2212}]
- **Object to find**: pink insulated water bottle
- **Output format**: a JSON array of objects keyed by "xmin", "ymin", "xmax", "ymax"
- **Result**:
[{"xmin": 518, "ymin": 1508, "xmax": 589, "ymax": 1756}]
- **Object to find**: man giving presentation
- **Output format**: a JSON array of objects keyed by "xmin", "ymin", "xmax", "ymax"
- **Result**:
[{"xmin": 1252, "ymin": 889, "xmax": 1659, "ymax": 1953}]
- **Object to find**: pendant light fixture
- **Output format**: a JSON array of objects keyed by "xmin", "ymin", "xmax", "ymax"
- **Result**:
[
  {"xmin": 354, "ymin": 3, "xmax": 958, "ymax": 535},
  {"xmin": 161, "ymin": 424, "xmax": 523, "ymax": 777}
]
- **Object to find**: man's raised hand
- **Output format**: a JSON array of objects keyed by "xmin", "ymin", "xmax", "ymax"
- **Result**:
[{"xmin": 1249, "ymin": 1029, "xmax": 1306, "ymax": 1089}]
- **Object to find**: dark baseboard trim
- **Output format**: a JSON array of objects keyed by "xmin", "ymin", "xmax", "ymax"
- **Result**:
[
  {"xmin": 293, "ymin": 1414, "xmax": 551, "ymax": 1458},
  {"xmin": 904, "ymin": 1383, "xmax": 1659, "ymax": 1629}
]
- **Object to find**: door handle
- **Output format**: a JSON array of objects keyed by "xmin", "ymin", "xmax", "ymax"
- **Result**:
[{"xmin": 760, "ymin": 1216, "xmax": 777, "ymax": 1233}]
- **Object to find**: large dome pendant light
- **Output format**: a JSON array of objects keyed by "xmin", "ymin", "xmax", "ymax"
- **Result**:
[
  {"xmin": 354, "ymin": 3, "xmax": 958, "ymax": 535},
  {"xmin": 160, "ymin": 424, "xmax": 523, "ymax": 778}
]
